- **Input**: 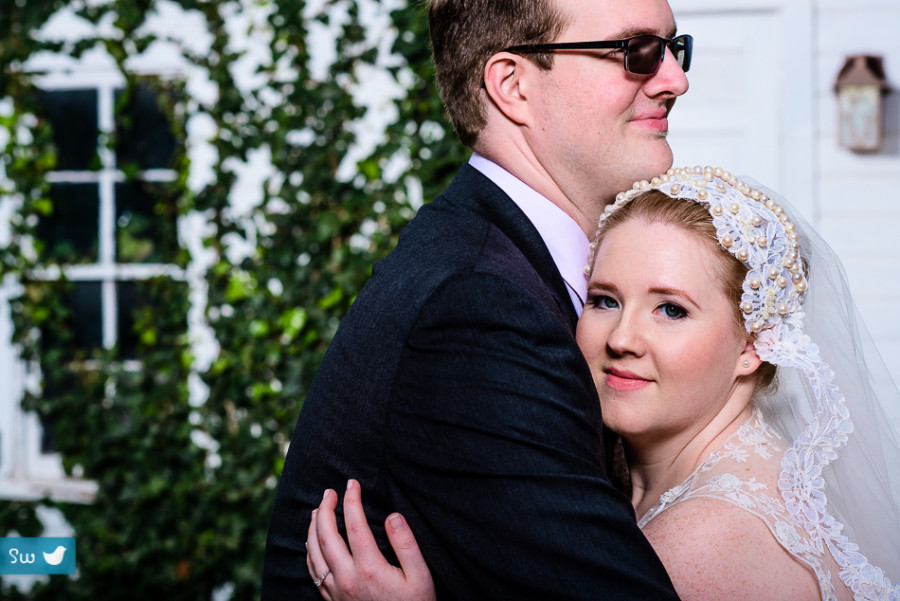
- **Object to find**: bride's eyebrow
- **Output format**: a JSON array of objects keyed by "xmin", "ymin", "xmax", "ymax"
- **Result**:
[
  {"xmin": 587, "ymin": 281, "xmax": 619, "ymax": 294},
  {"xmin": 649, "ymin": 286, "xmax": 700, "ymax": 309}
]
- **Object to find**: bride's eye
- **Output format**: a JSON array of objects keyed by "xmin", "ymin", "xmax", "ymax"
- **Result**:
[
  {"xmin": 657, "ymin": 302, "xmax": 687, "ymax": 320},
  {"xmin": 588, "ymin": 294, "xmax": 619, "ymax": 310}
]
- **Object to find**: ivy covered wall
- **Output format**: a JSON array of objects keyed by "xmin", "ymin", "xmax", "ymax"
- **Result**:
[{"xmin": 0, "ymin": 0, "xmax": 466, "ymax": 598}]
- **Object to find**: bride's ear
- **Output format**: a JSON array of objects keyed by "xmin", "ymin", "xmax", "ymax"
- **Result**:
[{"xmin": 738, "ymin": 339, "xmax": 763, "ymax": 376}]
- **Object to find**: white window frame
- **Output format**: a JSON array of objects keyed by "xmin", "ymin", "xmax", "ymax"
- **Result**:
[{"xmin": 0, "ymin": 67, "xmax": 184, "ymax": 503}]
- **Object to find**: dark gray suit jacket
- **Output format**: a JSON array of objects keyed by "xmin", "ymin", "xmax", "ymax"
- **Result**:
[{"xmin": 262, "ymin": 164, "xmax": 679, "ymax": 600}]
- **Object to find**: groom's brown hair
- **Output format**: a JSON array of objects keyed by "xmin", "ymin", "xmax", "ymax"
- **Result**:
[{"xmin": 428, "ymin": 0, "xmax": 569, "ymax": 147}]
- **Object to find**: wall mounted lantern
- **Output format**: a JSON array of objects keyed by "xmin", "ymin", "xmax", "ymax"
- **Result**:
[{"xmin": 834, "ymin": 55, "xmax": 890, "ymax": 152}]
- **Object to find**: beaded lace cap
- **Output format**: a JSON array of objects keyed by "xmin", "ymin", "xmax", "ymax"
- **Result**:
[
  {"xmin": 588, "ymin": 165, "xmax": 808, "ymax": 341},
  {"xmin": 588, "ymin": 166, "xmax": 898, "ymax": 599}
]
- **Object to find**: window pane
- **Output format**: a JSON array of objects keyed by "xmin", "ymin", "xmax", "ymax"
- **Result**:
[
  {"xmin": 116, "ymin": 181, "xmax": 178, "ymax": 263},
  {"xmin": 39, "ymin": 378, "xmax": 68, "ymax": 455},
  {"xmin": 37, "ymin": 183, "xmax": 100, "ymax": 263},
  {"xmin": 69, "ymin": 281, "xmax": 103, "ymax": 353},
  {"xmin": 117, "ymin": 281, "xmax": 146, "ymax": 360},
  {"xmin": 38, "ymin": 281, "xmax": 103, "ymax": 357},
  {"xmin": 36, "ymin": 88, "xmax": 100, "ymax": 171},
  {"xmin": 117, "ymin": 280, "xmax": 187, "ymax": 360},
  {"xmin": 115, "ymin": 85, "xmax": 177, "ymax": 170},
  {"xmin": 40, "ymin": 418, "xmax": 57, "ymax": 454}
]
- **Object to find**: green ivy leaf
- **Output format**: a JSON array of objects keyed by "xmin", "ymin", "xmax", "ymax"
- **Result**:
[{"xmin": 317, "ymin": 287, "xmax": 343, "ymax": 310}]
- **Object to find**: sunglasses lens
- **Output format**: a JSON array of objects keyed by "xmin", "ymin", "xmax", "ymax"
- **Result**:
[
  {"xmin": 672, "ymin": 35, "xmax": 692, "ymax": 72},
  {"xmin": 625, "ymin": 36, "xmax": 664, "ymax": 75}
]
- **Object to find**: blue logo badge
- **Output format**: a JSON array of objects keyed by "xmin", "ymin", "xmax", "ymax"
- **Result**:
[{"xmin": 0, "ymin": 538, "xmax": 76, "ymax": 575}]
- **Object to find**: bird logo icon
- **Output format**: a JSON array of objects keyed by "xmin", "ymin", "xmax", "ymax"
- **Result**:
[{"xmin": 42, "ymin": 546, "xmax": 67, "ymax": 566}]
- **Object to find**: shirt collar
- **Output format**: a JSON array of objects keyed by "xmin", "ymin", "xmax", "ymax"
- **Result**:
[{"xmin": 469, "ymin": 153, "xmax": 589, "ymax": 315}]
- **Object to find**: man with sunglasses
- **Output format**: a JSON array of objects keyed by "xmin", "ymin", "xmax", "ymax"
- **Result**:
[{"xmin": 263, "ymin": 1, "xmax": 690, "ymax": 599}]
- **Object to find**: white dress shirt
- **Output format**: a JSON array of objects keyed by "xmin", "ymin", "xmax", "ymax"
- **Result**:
[{"xmin": 468, "ymin": 153, "xmax": 589, "ymax": 316}]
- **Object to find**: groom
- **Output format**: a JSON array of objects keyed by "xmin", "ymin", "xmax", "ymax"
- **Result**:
[{"xmin": 263, "ymin": 0, "xmax": 690, "ymax": 598}]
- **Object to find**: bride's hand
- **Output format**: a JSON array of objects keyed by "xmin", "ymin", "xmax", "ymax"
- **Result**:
[{"xmin": 305, "ymin": 479, "xmax": 436, "ymax": 601}]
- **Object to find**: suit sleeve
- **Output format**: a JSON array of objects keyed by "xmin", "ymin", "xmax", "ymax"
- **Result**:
[{"xmin": 384, "ymin": 272, "xmax": 680, "ymax": 601}]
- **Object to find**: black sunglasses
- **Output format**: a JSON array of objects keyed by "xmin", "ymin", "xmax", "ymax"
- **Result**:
[{"xmin": 503, "ymin": 34, "xmax": 692, "ymax": 75}]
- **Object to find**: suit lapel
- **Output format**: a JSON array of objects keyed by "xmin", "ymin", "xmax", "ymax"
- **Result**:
[{"xmin": 443, "ymin": 164, "xmax": 581, "ymax": 332}]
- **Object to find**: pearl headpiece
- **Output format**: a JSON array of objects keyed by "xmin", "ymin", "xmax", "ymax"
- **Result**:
[
  {"xmin": 587, "ymin": 166, "xmax": 900, "ymax": 597},
  {"xmin": 587, "ymin": 165, "xmax": 808, "ymax": 342}
]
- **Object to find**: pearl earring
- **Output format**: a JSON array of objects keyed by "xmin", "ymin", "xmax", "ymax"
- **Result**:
[{"xmin": 743, "ymin": 360, "xmax": 750, "ymax": 367}]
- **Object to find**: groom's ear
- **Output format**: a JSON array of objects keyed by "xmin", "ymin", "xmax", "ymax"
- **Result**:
[{"xmin": 483, "ymin": 52, "xmax": 534, "ymax": 126}]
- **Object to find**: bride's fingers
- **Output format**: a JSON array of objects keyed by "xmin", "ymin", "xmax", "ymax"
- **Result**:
[
  {"xmin": 308, "ymin": 526, "xmax": 334, "ymax": 601},
  {"xmin": 342, "ymin": 479, "xmax": 385, "ymax": 566},
  {"xmin": 385, "ymin": 512, "xmax": 436, "ymax": 595},
  {"xmin": 306, "ymin": 496, "xmax": 338, "ymax": 600},
  {"xmin": 306, "ymin": 508, "xmax": 321, "ymax": 576},
  {"xmin": 314, "ymin": 488, "xmax": 355, "ymax": 578},
  {"xmin": 306, "ymin": 509, "xmax": 328, "ymax": 580},
  {"xmin": 305, "ymin": 507, "xmax": 324, "ymax": 563}
]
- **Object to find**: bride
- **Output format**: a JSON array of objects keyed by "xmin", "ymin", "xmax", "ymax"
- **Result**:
[{"xmin": 304, "ymin": 167, "xmax": 900, "ymax": 601}]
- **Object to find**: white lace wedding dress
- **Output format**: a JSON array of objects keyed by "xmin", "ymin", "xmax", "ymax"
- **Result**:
[{"xmin": 636, "ymin": 410, "xmax": 851, "ymax": 601}]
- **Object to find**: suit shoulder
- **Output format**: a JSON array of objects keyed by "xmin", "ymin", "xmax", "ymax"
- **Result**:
[{"xmin": 373, "ymin": 199, "xmax": 533, "ymax": 295}]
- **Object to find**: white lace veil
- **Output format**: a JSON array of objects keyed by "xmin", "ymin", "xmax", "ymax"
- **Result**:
[
  {"xmin": 593, "ymin": 167, "xmax": 900, "ymax": 600},
  {"xmin": 747, "ymin": 176, "xmax": 900, "ymax": 597}
]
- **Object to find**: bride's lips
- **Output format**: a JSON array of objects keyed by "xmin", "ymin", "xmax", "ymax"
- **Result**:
[{"xmin": 605, "ymin": 368, "xmax": 652, "ymax": 392}]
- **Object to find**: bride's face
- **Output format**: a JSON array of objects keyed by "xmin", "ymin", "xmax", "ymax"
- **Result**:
[{"xmin": 576, "ymin": 218, "xmax": 753, "ymax": 447}]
